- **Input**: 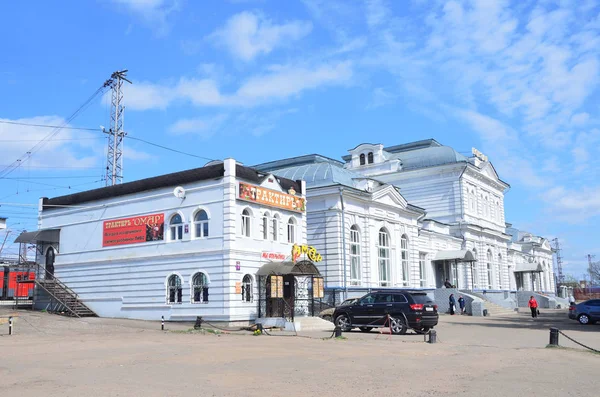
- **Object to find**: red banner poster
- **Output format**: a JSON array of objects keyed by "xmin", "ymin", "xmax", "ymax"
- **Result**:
[{"xmin": 103, "ymin": 213, "xmax": 164, "ymax": 247}]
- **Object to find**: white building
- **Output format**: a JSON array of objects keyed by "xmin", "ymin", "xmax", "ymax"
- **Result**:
[
  {"xmin": 255, "ymin": 139, "xmax": 556, "ymax": 306},
  {"xmin": 22, "ymin": 159, "xmax": 315, "ymax": 322}
]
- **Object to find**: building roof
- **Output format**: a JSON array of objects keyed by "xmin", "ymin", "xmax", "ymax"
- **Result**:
[
  {"xmin": 263, "ymin": 161, "xmax": 366, "ymax": 189},
  {"xmin": 253, "ymin": 154, "xmax": 344, "ymax": 172},
  {"xmin": 42, "ymin": 163, "xmax": 302, "ymax": 210},
  {"xmin": 390, "ymin": 146, "xmax": 468, "ymax": 170}
]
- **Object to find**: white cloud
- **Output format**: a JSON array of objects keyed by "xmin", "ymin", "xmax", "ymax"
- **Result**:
[
  {"xmin": 208, "ymin": 11, "xmax": 312, "ymax": 61},
  {"xmin": 120, "ymin": 61, "xmax": 353, "ymax": 110},
  {"xmin": 112, "ymin": 0, "xmax": 179, "ymax": 34},
  {"xmin": 168, "ymin": 114, "xmax": 229, "ymax": 138},
  {"xmin": 365, "ymin": 0, "xmax": 390, "ymax": 28},
  {"xmin": 366, "ymin": 87, "xmax": 397, "ymax": 109},
  {"xmin": 543, "ymin": 185, "xmax": 600, "ymax": 222},
  {"xmin": 571, "ymin": 112, "xmax": 590, "ymax": 126}
]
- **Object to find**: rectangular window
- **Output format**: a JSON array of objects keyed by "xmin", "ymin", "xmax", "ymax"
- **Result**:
[
  {"xmin": 378, "ymin": 231, "xmax": 390, "ymax": 287},
  {"xmin": 271, "ymin": 219, "xmax": 278, "ymax": 241},
  {"xmin": 400, "ymin": 236, "xmax": 409, "ymax": 287},
  {"xmin": 262, "ymin": 216, "xmax": 268, "ymax": 240},
  {"xmin": 419, "ymin": 253, "xmax": 427, "ymax": 288},
  {"xmin": 241, "ymin": 213, "xmax": 250, "ymax": 237},
  {"xmin": 287, "ymin": 222, "xmax": 295, "ymax": 243},
  {"xmin": 350, "ymin": 228, "xmax": 361, "ymax": 286}
]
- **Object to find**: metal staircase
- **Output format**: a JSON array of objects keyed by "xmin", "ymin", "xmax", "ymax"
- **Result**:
[{"xmin": 21, "ymin": 263, "xmax": 96, "ymax": 318}]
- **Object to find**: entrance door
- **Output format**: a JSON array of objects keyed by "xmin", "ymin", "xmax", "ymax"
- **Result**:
[
  {"xmin": 435, "ymin": 261, "xmax": 446, "ymax": 288},
  {"xmin": 283, "ymin": 274, "xmax": 295, "ymax": 320},
  {"xmin": 45, "ymin": 247, "xmax": 55, "ymax": 279},
  {"xmin": 515, "ymin": 273, "xmax": 523, "ymax": 290}
]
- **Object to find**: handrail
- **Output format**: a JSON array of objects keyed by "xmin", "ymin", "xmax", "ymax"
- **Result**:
[
  {"xmin": 24, "ymin": 262, "xmax": 81, "ymax": 300},
  {"xmin": 33, "ymin": 280, "xmax": 80, "ymax": 317}
]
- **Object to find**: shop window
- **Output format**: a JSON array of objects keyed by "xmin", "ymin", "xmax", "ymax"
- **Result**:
[
  {"xmin": 241, "ymin": 209, "xmax": 251, "ymax": 237},
  {"xmin": 242, "ymin": 274, "xmax": 253, "ymax": 302},
  {"xmin": 400, "ymin": 234, "xmax": 409, "ymax": 286},
  {"xmin": 378, "ymin": 228, "xmax": 390, "ymax": 286},
  {"xmin": 169, "ymin": 214, "xmax": 183, "ymax": 241},
  {"xmin": 367, "ymin": 152, "xmax": 374, "ymax": 164},
  {"xmin": 359, "ymin": 153, "xmax": 366, "ymax": 165},
  {"xmin": 272, "ymin": 215, "xmax": 279, "ymax": 241},
  {"xmin": 350, "ymin": 225, "xmax": 361, "ymax": 285},
  {"xmin": 167, "ymin": 274, "xmax": 182, "ymax": 304},
  {"xmin": 194, "ymin": 210, "xmax": 209, "ymax": 238},
  {"xmin": 287, "ymin": 217, "xmax": 296, "ymax": 244},
  {"xmin": 192, "ymin": 272, "xmax": 209, "ymax": 303}
]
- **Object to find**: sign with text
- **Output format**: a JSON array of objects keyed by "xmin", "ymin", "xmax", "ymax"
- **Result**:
[
  {"xmin": 292, "ymin": 244, "xmax": 323, "ymax": 263},
  {"xmin": 261, "ymin": 252, "xmax": 287, "ymax": 261},
  {"xmin": 238, "ymin": 182, "xmax": 305, "ymax": 213},
  {"xmin": 103, "ymin": 213, "xmax": 164, "ymax": 247}
]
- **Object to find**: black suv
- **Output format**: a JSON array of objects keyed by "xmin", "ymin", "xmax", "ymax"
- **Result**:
[{"xmin": 333, "ymin": 290, "xmax": 438, "ymax": 334}]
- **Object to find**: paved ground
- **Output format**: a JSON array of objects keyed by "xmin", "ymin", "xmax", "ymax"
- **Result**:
[{"xmin": 0, "ymin": 308, "xmax": 598, "ymax": 397}]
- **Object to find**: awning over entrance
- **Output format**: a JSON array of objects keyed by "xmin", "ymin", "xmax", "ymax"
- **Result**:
[
  {"xmin": 514, "ymin": 262, "xmax": 543, "ymax": 273},
  {"xmin": 256, "ymin": 260, "xmax": 321, "ymax": 276},
  {"xmin": 433, "ymin": 250, "xmax": 475, "ymax": 262},
  {"xmin": 14, "ymin": 229, "xmax": 60, "ymax": 244}
]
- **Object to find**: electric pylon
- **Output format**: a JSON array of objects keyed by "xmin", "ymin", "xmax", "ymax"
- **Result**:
[{"xmin": 103, "ymin": 70, "xmax": 131, "ymax": 186}]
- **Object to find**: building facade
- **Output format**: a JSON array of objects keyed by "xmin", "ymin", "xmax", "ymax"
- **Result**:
[{"xmin": 29, "ymin": 159, "xmax": 309, "ymax": 322}]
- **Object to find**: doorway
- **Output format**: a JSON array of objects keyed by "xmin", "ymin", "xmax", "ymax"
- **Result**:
[{"xmin": 45, "ymin": 247, "xmax": 55, "ymax": 279}]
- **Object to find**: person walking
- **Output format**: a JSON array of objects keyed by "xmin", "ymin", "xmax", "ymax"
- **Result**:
[
  {"xmin": 449, "ymin": 294, "xmax": 456, "ymax": 315},
  {"xmin": 568, "ymin": 294, "xmax": 575, "ymax": 306},
  {"xmin": 528, "ymin": 296, "xmax": 538, "ymax": 318},
  {"xmin": 458, "ymin": 295, "xmax": 466, "ymax": 315}
]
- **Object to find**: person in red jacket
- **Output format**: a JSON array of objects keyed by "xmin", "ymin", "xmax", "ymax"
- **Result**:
[{"xmin": 528, "ymin": 296, "xmax": 538, "ymax": 318}]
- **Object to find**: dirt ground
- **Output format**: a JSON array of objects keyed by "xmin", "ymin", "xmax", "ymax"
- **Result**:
[{"xmin": 0, "ymin": 308, "xmax": 598, "ymax": 397}]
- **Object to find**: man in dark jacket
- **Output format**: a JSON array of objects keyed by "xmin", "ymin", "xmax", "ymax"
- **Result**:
[
  {"xmin": 458, "ymin": 295, "xmax": 466, "ymax": 314},
  {"xmin": 444, "ymin": 279, "xmax": 454, "ymax": 288},
  {"xmin": 449, "ymin": 294, "xmax": 456, "ymax": 315}
]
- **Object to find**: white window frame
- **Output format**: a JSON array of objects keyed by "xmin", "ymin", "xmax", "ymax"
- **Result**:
[
  {"xmin": 419, "ymin": 253, "xmax": 427, "ymax": 288},
  {"xmin": 472, "ymin": 249, "xmax": 479, "ymax": 289},
  {"xmin": 349, "ymin": 225, "xmax": 361, "ymax": 286},
  {"xmin": 193, "ymin": 210, "xmax": 209, "ymax": 239},
  {"xmin": 497, "ymin": 254, "xmax": 503, "ymax": 289},
  {"xmin": 287, "ymin": 217, "xmax": 296, "ymax": 244},
  {"xmin": 241, "ymin": 209, "xmax": 251, "ymax": 237},
  {"xmin": 377, "ymin": 229, "xmax": 390, "ymax": 287},
  {"xmin": 242, "ymin": 274, "xmax": 253, "ymax": 302},
  {"xmin": 169, "ymin": 214, "xmax": 184, "ymax": 241},
  {"xmin": 271, "ymin": 215, "xmax": 279, "ymax": 241},
  {"xmin": 486, "ymin": 250, "xmax": 493, "ymax": 289},
  {"xmin": 262, "ymin": 212, "xmax": 270, "ymax": 240},
  {"xmin": 400, "ymin": 234, "xmax": 409, "ymax": 287},
  {"xmin": 191, "ymin": 272, "xmax": 209, "ymax": 304},
  {"xmin": 166, "ymin": 274, "xmax": 183, "ymax": 304}
]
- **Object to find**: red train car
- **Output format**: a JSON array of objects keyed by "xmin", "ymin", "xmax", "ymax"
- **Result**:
[{"xmin": 1, "ymin": 266, "xmax": 36, "ymax": 300}]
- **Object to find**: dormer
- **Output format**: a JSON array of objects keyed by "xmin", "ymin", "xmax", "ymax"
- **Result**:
[{"xmin": 344, "ymin": 143, "xmax": 401, "ymax": 176}]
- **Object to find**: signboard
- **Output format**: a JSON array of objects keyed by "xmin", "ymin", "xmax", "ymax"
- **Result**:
[
  {"xmin": 235, "ymin": 261, "xmax": 241, "ymax": 271},
  {"xmin": 292, "ymin": 244, "xmax": 323, "ymax": 263},
  {"xmin": 238, "ymin": 182, "xmax": 305, "ymax": 213},
  {"xmin": 261, "ymin": 252, "xmax": 287, "ymax": 261},
  {"xmin": 102, "ymin": 213, "xmax": 164, "ymax": 247},
  {"xmin": 235, "ymin": 282, "xmax": 242, "ymax": 294},
  {"xmin": 270, "ymin": 275, "xmax": 284, "ymax": 298},
  {"xmin": 313, "ymin": 277, "xmax": 324, "ymax": 298}
]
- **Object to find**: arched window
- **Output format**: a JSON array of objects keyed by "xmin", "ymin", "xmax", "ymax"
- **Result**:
[
  {"xmin": 359, "ymin": 153, "xmax": 366, "ymax": 165},
  {"xmin": 400, "ymin": 234, "xmax": 409, "ymax": 286},
  {"xmin": 45, "ymin": 247, "xmax": 56, "ymax": 279},
  {"xmin": 486, "ymin": 250, "xmax": 493, "ymax": 289},
  {"xmin": 167, "ymin": 274, "xmax": 182, "ymax": 304},
  {"xmin": 191, "ymin": 272, "xmax": 208, "ymax": 303},
  {"xmin": 287, "ymin": 217, "xmax": 296, "ymax": 243},
  {"xmin": 377, "ymin": 228, "xmax": 390, "ymax": 286},
  {"xmin": 349, "ymin": 225, "xmax": 361, "ymax": 285},
  {"xmin": 471, "ymin": 249, "xmax": 479, "ymax": 289},
  {"xmin": 272, "ymin": 214, "xmax": 279, "ymax": 241},
  {"xmin": 241, "ymin": 209, "xmax": 251, "ymax": 237},
  {"xmin": 497, "ymin": 253, "xmax": 503, "ymax": 289},
  {"xmin": 194, "ymin": 210, "xmax": 209, "ymax": 238},
  {"xmin": 367, "ymin": 152, "xmax": 374, "ymax": 164},
  {"xmin": 262, "ymin": 212, "xmax": 270, "ymax": 240},
  {"xmin": 169, "ymin": 214, "xmax": 183, "ymax": 241},
  {"xmin": 242, "ymin": 274, "xmax": 253, "ymax": 302}
]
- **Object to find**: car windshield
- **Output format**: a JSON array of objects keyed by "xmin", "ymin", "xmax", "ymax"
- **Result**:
[
  {"xmin": 340, "ymin": 299, "xmax": 356, "ymax": 306},
  {"xmin": 411, "ymin": 294, "xmax": 433, "ymax": 304}
]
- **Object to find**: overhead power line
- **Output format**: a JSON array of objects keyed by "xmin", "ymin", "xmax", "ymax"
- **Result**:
[
  {"xmin": 0, "ymin": 120, "xmax": 101, "ymax": 131},
  {"xmin": 126, "ymin": 136, "xmax": 213, "ymax": 161}
]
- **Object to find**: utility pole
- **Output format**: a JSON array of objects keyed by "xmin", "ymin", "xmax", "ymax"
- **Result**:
[
  {"xmin": 103, "ymin": 70, "xmax": 131, "ymax": 186},
  {"xmin": 552, "ymin": 238, "xmax": 564, "ymax": 286}
]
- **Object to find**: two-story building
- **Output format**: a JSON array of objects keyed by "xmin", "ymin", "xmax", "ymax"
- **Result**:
[{"xmin": 21, "ymin": 159, "xmax": 313, "ymax": 322}]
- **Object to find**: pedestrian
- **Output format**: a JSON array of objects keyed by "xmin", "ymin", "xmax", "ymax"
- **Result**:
[
  {"xmin": 449, "ymin": 294, "xmax": 456, "ymax": 315},
  {"xmin": 528, "ymin": 295, "xmax": 538, "ymax": 318},
  {"xmin": 568, "ymin": 295, "xmax": 575, "ymax": 306},
  {"xmin": 444, "ymin": 279, "xmax": 453, "ymax": 288},
  {"xmin": 458, "ymin": 295, "xmax": 466, "ymax": 314}
]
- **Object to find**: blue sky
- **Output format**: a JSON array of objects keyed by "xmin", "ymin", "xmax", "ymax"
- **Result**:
[{"xmin": 1, "ymin": 0, "xmax": 599, "ymax": 279}]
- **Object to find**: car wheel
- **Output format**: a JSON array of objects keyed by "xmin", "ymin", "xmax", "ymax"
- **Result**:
[
  {"xmin": 578, "ymin": 314, "xmax": 590, "ymax": 325},
  {"xmin": 322, "ymin": 315, "xmax": 332, "ymax": 323},
  {"xmin": 390, "ymin": 317, "xmax": 407, "ymax": 335},
  {"xmin": 335, "ymin": 314, "xmax": 352, "ymax": 331},
  {"xmin": 359, "ymin": 327, "xmax": 372, "ymax": 332}
]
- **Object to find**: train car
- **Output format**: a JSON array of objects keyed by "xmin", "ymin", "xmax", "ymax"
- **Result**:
[{"xmin": 1, "ymin": 265, "xmax": 36, "ymax": 300}]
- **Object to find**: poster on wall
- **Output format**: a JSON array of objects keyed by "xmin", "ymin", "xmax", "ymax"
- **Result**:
[
  {"xmin": 313, "ymin": 277, "xmax": 324, "ymax": 299},
  {"xmin": 238, "ymin": 182, "xmax": 305, "ymax": 213},
  {"xmin": 102, "ymin": 213, "xmax": 164, "ymax": 247},
  {"xmin": 270, "ymin": 275, "xmax": 284, "ymax": 298}
]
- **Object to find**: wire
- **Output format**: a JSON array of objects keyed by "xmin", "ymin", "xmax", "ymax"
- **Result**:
[
  {"xmin": 0, "ymin": 165, "xmax": 102, "ymax": 169},
  {"xmin": 1, "ymin": 175, "xmax": 99, "ymax": 180},
  {"xmin": 126, "ymin": 135, "xmax": 214, "ymax": 161},
  {"xmin": 0, "ymin": 137, "xmax": 103, "ymax": 142},
  {"xmin": 0, "ymin": 120, "xmax": 101, "ymax": 131}
]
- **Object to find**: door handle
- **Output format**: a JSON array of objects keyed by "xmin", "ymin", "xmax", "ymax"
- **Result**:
[
  {"xmin": 386, "ymin": 304, "xmax": 393, "ymax": 307},
  {"xmin": 367, "ymin": 305, "xmax": 373, "ymax": 307}
]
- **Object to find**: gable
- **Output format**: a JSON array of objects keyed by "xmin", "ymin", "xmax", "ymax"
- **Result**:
[
  {"xmin": 259, "ymin": 174, "xmax": 285, "ymax": 193},
  {"xmin": 481, "ymin": 162, "xmax": 499, "ymax": 181},
  {"xmin": 371, "ymin": 185, "xmax": 408, "ymax": 209}
]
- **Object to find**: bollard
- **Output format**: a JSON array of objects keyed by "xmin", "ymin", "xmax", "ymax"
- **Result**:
[
  {"xmin": 334, "ymin": 326, "xmax": 342, "ymax": 338},
  {"xmin": 427, "ymin": 330, "xmax": 437, "ymax": 344},
  {"xmin": 8, "ymin": 316, "xmax": 13, "ymax": 336},
  {"xmin": 549, "ymin": 328, "xmax": 559, "ymax": 346},
  {"xmin": 161, "ymin": 316, "xmax": 164, "ymax": 331}
]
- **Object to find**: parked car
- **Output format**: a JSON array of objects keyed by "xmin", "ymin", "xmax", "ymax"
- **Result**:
[
  {"xmin": 568, "ymin": 299, "xmax": 600, "ymax": 325},
  {"xmin": 333, "ymin": 290, "xmax": 438, "ymax": 335},
  {"xmin": 319, "ymin": 298, "xmax": 357, "ymax": 322}
]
